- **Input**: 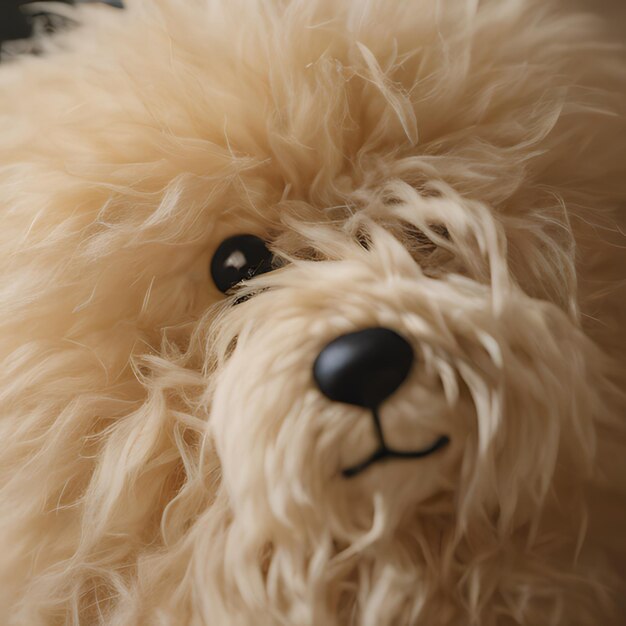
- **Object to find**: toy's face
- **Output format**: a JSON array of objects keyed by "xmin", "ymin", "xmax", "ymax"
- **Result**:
[
  {"xmin": 200, "ymin": 184, "xmax": 595, "ymax": 538},
  {"xmin": 32, "ymin": 0, "xmax": 597, "ymax": 540}
]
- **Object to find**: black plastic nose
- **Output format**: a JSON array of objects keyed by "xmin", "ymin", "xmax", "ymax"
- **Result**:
[{"xmin": 313, "ymin": 327, "xmax": 414, "ymax": 409}]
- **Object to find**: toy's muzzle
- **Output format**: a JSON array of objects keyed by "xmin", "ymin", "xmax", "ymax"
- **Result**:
[{"xmin": 313, "ymin": 327, "xmax": 450, "ymax": 477}]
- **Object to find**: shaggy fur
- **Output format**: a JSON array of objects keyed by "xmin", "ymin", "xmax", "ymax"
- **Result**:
[{"xmin": 1, "ymin": 0, "xmax": 625, "ymax": 624}]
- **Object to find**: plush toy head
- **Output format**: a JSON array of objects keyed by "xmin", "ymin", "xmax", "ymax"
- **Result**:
[{"xmin": 1, "ymin": 1, "xmax": 625, "ymax": 625}]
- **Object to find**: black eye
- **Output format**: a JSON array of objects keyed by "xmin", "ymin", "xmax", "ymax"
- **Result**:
[{"xmin": 210, "ymin": 234, "xmax": 274, "ymax": 293}]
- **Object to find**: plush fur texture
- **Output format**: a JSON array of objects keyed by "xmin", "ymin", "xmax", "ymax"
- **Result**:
[{"xmin": 1, "ymin": 0, "xmax": 625, "ymax": 624}]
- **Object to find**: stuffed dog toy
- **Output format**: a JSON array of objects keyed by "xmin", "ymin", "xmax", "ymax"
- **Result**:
[{"xmin": 0, "ymin": 0, "xmax": 625, "ymax": 624}]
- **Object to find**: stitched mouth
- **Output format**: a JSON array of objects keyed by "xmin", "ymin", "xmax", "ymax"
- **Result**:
[{"xmin": 342, "ymin": 408, "xmax": 450, "ymax": 478}]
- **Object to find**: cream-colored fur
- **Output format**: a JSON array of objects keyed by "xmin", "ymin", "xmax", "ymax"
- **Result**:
[{"xmin": 1, "ymin": 0, "xmax": 625, "ymax": 624}]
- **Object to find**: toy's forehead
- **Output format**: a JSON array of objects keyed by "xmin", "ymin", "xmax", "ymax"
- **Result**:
[
  {"xmin": 0, "ymin": 0, "xmax": 601, "ymax": 267},
  {"xmin": 79, "ymin": 0, "xmax": 532, "ymax": 200}
]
